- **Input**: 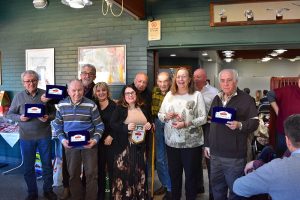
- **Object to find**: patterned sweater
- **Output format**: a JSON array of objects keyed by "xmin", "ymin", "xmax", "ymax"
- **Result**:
[
  {"xmin": 158, "ymin": 91, "xmax": 206, "ymax": 148},
  {"xmin": 51, "ymin": 96, "xmax": 104, "ymax": 147}
]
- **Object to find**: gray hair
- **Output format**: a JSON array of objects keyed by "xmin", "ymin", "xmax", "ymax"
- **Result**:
[
  {"xmin": 218, "ymin": 69, "xmax": 238, "ymax": 82},
  {"xmin": 67, "ymin": 79, "xmax": 83, "ymax": 88},
  {"xmin": 21, "ymin": 70, "xmax": 39, "ymax": 81},
  {"xmin": 81, "ymin": 64, "xmax": 96, "ymax": 75}
]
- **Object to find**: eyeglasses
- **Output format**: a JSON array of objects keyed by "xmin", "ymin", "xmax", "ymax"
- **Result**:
[
  {"xmin": 81, "ymin": 72, "xmax": 95, "ymax": 76},
  {"xmin": 23, "ymin": 80, "xmax": 38, "ymax": 84},
  {"xmin": 124, "ymin": 91, "xmax": 136, "ymax": 96}
]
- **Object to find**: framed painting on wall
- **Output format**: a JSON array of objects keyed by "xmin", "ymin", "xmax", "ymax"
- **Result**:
[
  {"xmin": 78, "ymin": 45, "xmax": 126, "ymax": 85},
  {"xmin": 25, "ymin": 48, "xmax": 55, "ymax": 90}
]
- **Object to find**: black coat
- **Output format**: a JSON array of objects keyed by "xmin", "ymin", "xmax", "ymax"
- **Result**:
[{"xmin": 110, "ymin": 104, "xmax": 152, "ymax": 155}]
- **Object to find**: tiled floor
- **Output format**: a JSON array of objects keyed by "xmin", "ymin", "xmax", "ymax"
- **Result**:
[{"xmin": 0, "ymin": 162, "xmax": 210, "ymax": 200}]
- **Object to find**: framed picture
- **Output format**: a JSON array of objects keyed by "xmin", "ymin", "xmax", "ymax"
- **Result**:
[
  {"xmin": 210, "ymin": 0, "xmax": 300, "ymax": 26},
  {"xmin": 78, "ymin": 45, "xmax": 126, "ymax": 85},
  {"xmin": 26, "ymin": 48, "xmax": 55, "ymax": 90}
]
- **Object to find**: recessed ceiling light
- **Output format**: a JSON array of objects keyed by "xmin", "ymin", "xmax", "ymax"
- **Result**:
[
  {"xmin": 262, "ymin": 57, "xmax": 273, "ymax": 62},
  {"xmin": 224, "ymin": 58, "xmax": 233, "ymax": 62},
  {"xmin": 202, "ymin": 52, "xmax": 208, "ymax": 56},
  {"xmin": 274, "ymin": 49, "xmax": 287, "ymax": 54},
  {"xmin": 222, "ymin": 50, "xmax": 235, "ymax": 54},
  {"xmin": 269, "ymin": 52, "xmax": 278, "ymax": 57},
  {"xmin": 224, "ymin": 53, "xmax": 234, "ymax": 58},
  {"xmin": 170, "ymin": 54, "xmax": 176, "ymax": 57},
  {"xmin": 207, "ymin": 58, "xmax": 213, "ymax": 62}
]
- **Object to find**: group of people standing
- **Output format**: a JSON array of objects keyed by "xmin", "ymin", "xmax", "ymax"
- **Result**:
[{"xmin": 6, "ymin": 63, "xmax": 300, "ymax": 200}]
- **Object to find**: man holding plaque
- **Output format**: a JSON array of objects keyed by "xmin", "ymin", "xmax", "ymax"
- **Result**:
[
  {"xmin": 205, "ymin": 69, "xmax": 259, "ymax": 200},
  {"xmin": 51, "ymin": 79, "xmax": 104, "ymax": 200},
  {"xmin": 7, "ymin": 70, "xmax": 57, "ymax": 200}
]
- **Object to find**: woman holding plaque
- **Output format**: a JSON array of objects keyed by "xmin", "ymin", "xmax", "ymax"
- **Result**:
[
  {"xmin": 93, "ymin": 82, "xmax": 116, "ymax": 200},
  {"xmin": 158, "ymin": 67, "xmax": 207, "ymax": 200},
  {"xmin": 110, "ymin": 85, "xmax": 152, "ymax": 200}
]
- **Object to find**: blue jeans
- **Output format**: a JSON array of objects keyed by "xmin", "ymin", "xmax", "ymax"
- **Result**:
[
  {"xmin": 155, "ymin": 118, "xmax": 171, "ymax": 191},
  {"xmin": 20, "ymin": 136, "xmax": 53, "ymax": 195}
]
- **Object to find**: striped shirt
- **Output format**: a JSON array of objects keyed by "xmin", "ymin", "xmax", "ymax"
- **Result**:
[{"xmin": 51, "ymin": 96, "xmax": 104, "ymax": 146}]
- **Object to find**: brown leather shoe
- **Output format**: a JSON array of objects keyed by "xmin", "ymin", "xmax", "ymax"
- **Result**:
[
  {"xmin": 154, "ymin": 186, "xmax": 167, "ymax": 196},
  {"xmin": 59, "ymin": 187, "xmax": 70, "ymax": 200}
]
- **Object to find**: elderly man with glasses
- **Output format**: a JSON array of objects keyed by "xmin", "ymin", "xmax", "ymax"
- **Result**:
[{"xmin": 7, "ymin": 70, "xmax": 57, "ymax": 200}]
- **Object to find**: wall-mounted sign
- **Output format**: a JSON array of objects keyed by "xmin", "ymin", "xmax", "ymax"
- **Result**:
[{"xmin": 148, "ymin": 20, "xmax": 161, "ymax": 41}]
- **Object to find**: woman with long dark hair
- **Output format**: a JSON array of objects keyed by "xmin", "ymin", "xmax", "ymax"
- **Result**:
[{"xmin": 110, "ymin": 85, "xmax": 152, "ymax": 200}]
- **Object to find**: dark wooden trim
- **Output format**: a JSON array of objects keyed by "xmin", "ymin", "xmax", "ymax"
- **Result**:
[
  {"xmin": 210, "ymin": 0, "xmax": 300, "ymax": 27},
  {"xmin": 114, "ymin": 0, "xmax": 145, "ymax": 20}
]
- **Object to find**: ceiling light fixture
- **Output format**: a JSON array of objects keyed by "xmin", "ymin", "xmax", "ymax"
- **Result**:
[
  {"xmin": 274, "ymin": 49, "xmax": 287, "ymax": 54},
  {"xmin": 207, "ymin": 58, "xmax": 213, "ymax": 62},
  {"xmin": 170, "ymin": 54, "xmax": 176, "ymax": 57},
  {"xmin": 33, "ymin": 0, "xmax": 48, "ymax": 9},
  {"xmin": 102, "ymin": 0, "xmax": 124, "ymax": 17},
  {"xmin": 61, "ymin": 0, "xmax": 93, "ymax": 9}
]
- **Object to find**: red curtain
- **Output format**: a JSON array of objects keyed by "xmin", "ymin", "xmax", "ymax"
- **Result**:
[{"xmin": 268, "ymin": 77, "xmax": 299, "ymax": 148}]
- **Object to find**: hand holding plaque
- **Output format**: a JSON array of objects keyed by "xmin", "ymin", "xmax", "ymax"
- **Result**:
[
  {"xmin": 24, "ymin": 104, "xmax": 45, "ymax": 118},
  {"xmin": 211, "ymin": 107, "xmax": 236, "ymax": 124},
  {"xmin": 68, "ymin": 130, "xmax": 90, "ymax": 147},
  {"xmin": 131, "ymin": 125, "xmax": 146, "ymax": 144},
  {"xmin": 45, "ymin": 85, "xmax": 67, "ymax": 99}
]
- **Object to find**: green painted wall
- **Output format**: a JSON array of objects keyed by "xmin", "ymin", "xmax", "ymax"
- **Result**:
[
  {"xmin": 0, "ymin": 0, "xmax": 148, "ymax": 99},
  {"xmin": 148, "ymin": 0, "xmax": 300, "ymax": 49}
]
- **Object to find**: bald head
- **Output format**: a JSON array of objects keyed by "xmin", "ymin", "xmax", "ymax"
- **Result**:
[
  {"xmin": 157, "ymin": 72, "xmax": 171, "ymax": 94},
  {"xmin": 193, "ymin": 68, "xmax": 207, "ymax": 91},
  {"xmin": 134, "ymin": 72, "xmax": 148, "ymax": 92}
]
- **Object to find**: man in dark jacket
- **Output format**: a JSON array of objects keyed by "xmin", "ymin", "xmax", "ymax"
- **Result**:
[{"xmin": 204, "ymin": 69, "xmax": 259, "ymax": 200}]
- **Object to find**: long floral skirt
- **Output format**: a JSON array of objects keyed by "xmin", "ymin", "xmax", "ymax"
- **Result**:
[{"xmin": 112, "ymin": 142, "xmax": 148, "ymax": 200}]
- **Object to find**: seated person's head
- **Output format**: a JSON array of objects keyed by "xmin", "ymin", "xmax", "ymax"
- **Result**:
[{"xmin": 284, "ymin": 114, "xmax": 300, "ymax": 151}]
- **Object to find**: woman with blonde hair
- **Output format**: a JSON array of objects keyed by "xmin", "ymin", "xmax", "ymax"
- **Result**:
[
  {"xmin": 158, "ymin": 67, "xmax": 207, "ymax": 200},
  {"xmin": 93, "ymin": 82, "xmax": 116, "ymax": 200}
]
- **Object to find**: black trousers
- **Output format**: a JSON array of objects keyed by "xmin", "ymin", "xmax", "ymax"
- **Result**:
[
  {"xmin": 166, "ymin": 145, "xmax": 202, "ymax": 200},
  {"xmin": 97, "ymin": 140, "xmax": 114, "ymax": 200}
]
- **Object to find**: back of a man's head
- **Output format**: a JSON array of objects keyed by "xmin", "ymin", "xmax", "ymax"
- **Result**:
[{"xmin": 284, "ymin": 114, "xmax": 300, "ymax": 148}]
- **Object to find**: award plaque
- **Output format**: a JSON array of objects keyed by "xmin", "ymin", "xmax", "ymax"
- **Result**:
[
  {"xmin": 131, "ymin": 125, "xmax": 145, "ymax": 144},
  {"xmin": 68, "ymin": 130, "xmax": 90, "ymax": 147},
  {"xmin": 211, "ymin": 107, "xmax": 236, "ymax": 124},
  {"xmin": 45, "ymin": 85, "xmax": 67, "ymax": 99},
  {"xmin": 24, "ymin": 104, "xmax": 45, "ymax": 118}
]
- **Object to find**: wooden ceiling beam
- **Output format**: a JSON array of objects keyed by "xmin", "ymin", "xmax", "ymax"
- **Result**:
[{"xmin": 113, "ymin": 0, "xmax": 145, "ymax": 20}]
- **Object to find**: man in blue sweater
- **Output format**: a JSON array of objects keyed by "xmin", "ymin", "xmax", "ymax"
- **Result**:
[
  {"xmin": 51, "ymin": 79, "xmax": 104, "ymax": 200},
  {"xmin": 233, "ymin": 114, "xmax": 300, "ymax": 200}
]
